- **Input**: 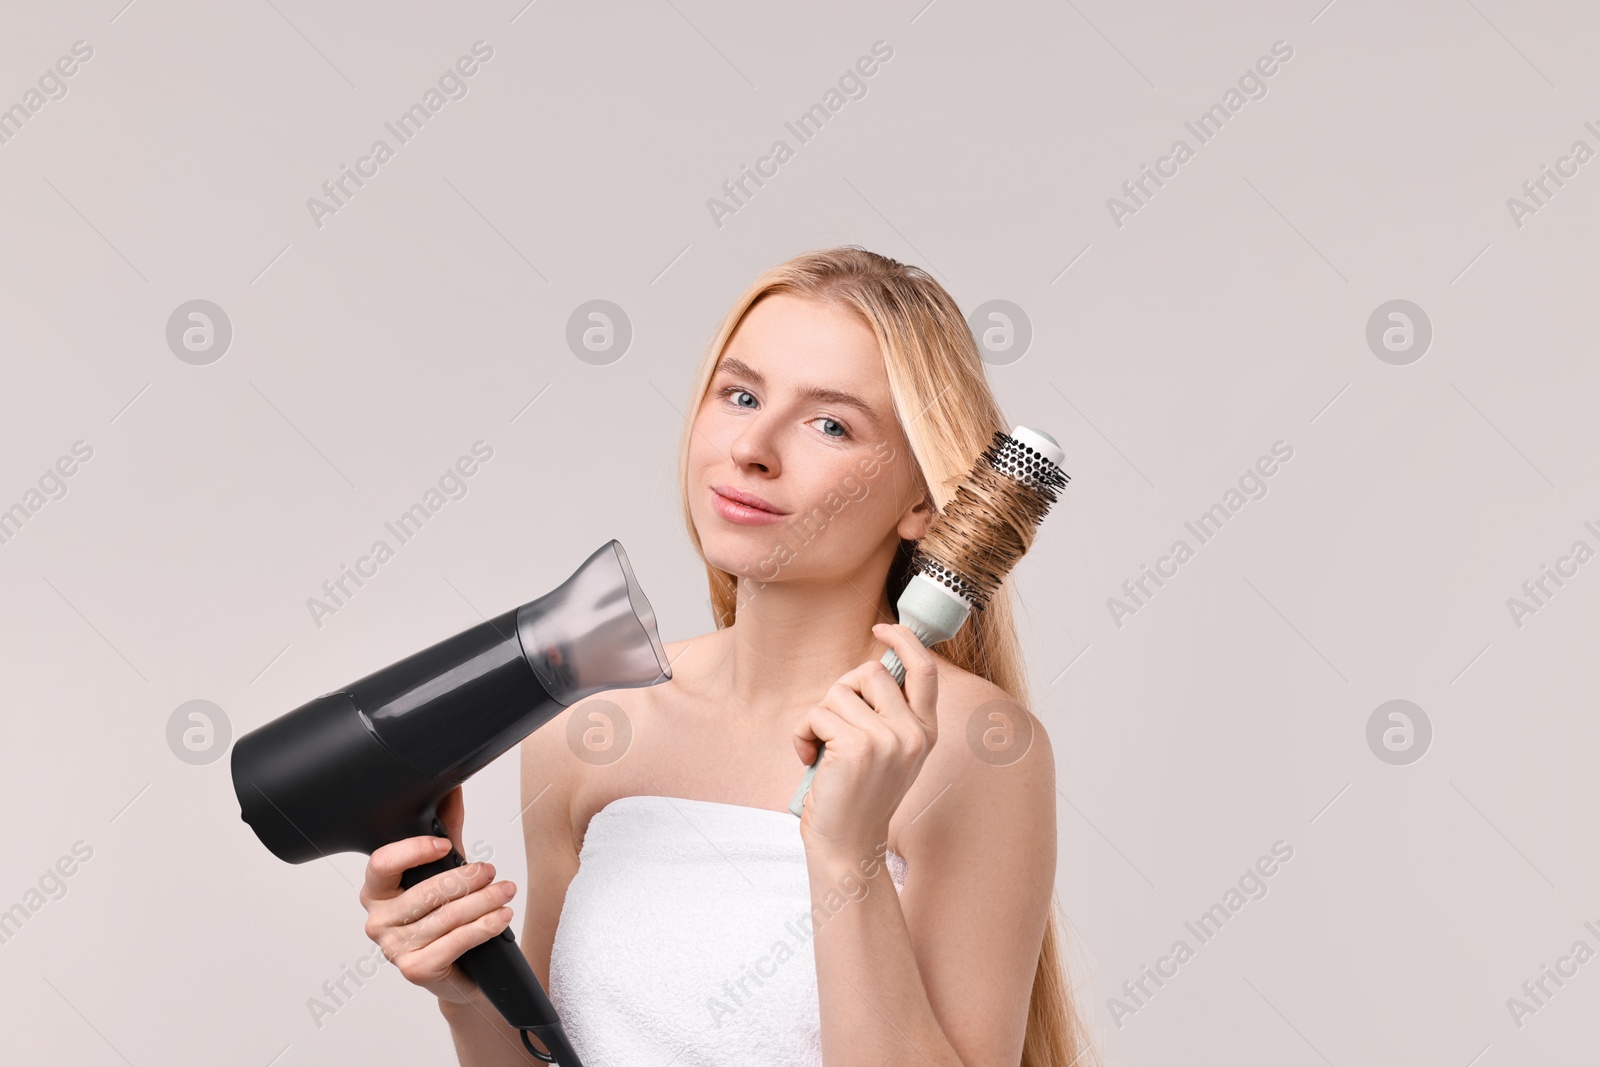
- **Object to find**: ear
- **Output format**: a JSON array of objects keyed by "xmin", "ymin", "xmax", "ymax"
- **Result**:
[{"xmin": 897, "ymin": 491, "xmax": 936, "ymax": 541}]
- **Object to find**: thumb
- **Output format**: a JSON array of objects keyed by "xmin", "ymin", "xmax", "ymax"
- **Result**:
[{"xmin": 437, "ymin": 785, "xmax": 466, "ymax": 855}]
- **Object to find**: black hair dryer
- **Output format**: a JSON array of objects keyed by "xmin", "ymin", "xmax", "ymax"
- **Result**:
[{"xmin": 230, "ymin": 540, "xmax": 672, "ymax": 1065}]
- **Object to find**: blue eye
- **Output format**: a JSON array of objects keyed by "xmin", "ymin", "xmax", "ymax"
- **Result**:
[{"xmin": 717, "ymin": 386, "xmax": 852, "ymax": 440}]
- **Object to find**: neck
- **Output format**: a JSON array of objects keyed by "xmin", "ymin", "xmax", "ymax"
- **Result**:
[{"xmin": 707, "ymin": 567, "xmax": 898, "ymax": 721}]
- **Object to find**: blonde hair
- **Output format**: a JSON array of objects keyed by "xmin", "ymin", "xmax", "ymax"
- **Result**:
[{"xmin": 674, "ymin": 246, "xmax": 1101, "ymax": 1066}]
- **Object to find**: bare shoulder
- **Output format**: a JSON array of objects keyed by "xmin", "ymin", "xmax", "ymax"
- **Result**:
[
  {"xmin": 891, "ymin": 652, "xmax": 1056, "ymax": 852},
  {"xmin": 929, "ymin": 652, "xmax": 1054, "ymax": 772}
]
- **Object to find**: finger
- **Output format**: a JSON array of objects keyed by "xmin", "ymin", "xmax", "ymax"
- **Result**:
[
  {"xmin": 793, "ymin": 730, "xmax": 819, "ymax": 766},
  {"xmin": 872, "ymin": 623, "xmax": 939, "ymax": 733},
  {"xmin": 389, "ymin": 877, "xmax": 517, "ymax": 956},
  {"xmin": 389, "ymin": 860, "xmax": 499, "ymax": 930},
  {"xmin": 364, "ymin": 835, "xmax": 452, "ymax": 902},
  {"xmin": 817, "ymin": 689, "xmax": 894, "ymax": 761},
  {"xmin": 395, "ymin": 903, "xmax": 516, "ymax": 982},
  {"xmin": 795, "ymin": 704, "xmax": 852, "ymax": 764},
  {"xmin": 872, "ymin": 621, "xmax": 936, "ymax": 681},
  {"xmin": 848, "ymin": 659, "xmax": 923, "ymax": 740},
  {"xmin": 822, "ymin": 677, "xmax": 895, "ymax": 745}
]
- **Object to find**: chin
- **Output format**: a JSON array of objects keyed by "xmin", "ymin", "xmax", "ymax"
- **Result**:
[
  {"xmin": 692, "ymin": 524, "xmax": 774, "ymax": 574},
  {"xmin": 701, "ymin": 539, "xmax": 777, "ymax": 579}
]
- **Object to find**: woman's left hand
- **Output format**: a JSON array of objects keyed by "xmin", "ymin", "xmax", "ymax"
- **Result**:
[{"xmin": 793, "ymin": 622, "xmax": 940, "ymax": 860}]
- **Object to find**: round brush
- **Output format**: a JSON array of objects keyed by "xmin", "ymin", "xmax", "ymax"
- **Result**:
[{"xmin": 789, "ymin": 425, "xmax": 1070, "ymax": 817}]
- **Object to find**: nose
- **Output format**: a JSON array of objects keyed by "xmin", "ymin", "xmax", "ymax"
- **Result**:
[{"xmin": 729, "ymin": 417, "xmax": 779, "ymax": 476}]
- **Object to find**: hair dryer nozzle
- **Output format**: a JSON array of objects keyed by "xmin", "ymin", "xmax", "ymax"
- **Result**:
[{"xmin": 516, "ymin": 539, "xmax": 672, "ymax": 706}]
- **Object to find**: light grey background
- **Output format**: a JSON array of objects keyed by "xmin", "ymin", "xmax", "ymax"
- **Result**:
[{"xmin": 1, "ymin": 1, "xmax": 1596, "ymax": 1064}]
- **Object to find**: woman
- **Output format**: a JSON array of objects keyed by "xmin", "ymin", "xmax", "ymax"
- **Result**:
[{"xmin": 358, "ymin": 247, "xmax": 1100, "ymax": 1066}]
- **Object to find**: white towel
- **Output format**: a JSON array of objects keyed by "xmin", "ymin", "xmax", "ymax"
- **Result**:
[{"xmin": 548, "ymin": 794, "xmax": 907, "ymax": 1066}]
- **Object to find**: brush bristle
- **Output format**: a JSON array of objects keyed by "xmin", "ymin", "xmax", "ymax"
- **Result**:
[{"xmin": 909, "ymin": 429, "xmax": 1069, "ymax": 610}]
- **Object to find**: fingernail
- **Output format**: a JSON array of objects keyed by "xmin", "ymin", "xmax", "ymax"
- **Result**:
[{"xmin": 434, "ymin": 838, "xmax": 450, "ymax": 851}]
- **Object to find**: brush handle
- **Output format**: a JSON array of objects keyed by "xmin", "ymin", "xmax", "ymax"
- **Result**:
[
  {"xmin": 876, "ymin": 574, "xmax": 971, "ymax": 683},
  {"xmin": 788, "ymin": 575, "xmax": 970, "ymax": 817}
]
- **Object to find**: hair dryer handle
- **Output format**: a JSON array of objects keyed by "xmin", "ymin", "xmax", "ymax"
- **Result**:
[{"xmin": 400, "ymin": 821, "xmax": 583, "ymax": 1065}]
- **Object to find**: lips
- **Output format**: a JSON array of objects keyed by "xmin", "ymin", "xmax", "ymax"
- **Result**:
[{"xmin": 711, "ymin": 484, "xmax": 787, "ymax": 515}]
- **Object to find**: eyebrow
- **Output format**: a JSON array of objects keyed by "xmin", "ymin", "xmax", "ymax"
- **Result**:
[{"xmin": 713, "ymin": 356, "xmax": 883, "ymax": 428}]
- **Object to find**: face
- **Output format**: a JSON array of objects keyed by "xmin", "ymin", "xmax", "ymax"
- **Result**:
[{"xmin": 687, "ymin": 293, "xmax": 933, "ymax": 585}]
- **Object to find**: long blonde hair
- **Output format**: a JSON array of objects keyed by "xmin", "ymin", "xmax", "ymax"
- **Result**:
[{"xmin": 674, "ymin": 246, "xmax": 1101, "ymax": 1066}]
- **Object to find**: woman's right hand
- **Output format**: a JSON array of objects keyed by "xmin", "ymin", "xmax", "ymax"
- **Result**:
[{"xmin": 358, "ymin": 785, "xmax": 520, "ymax": 1006}]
